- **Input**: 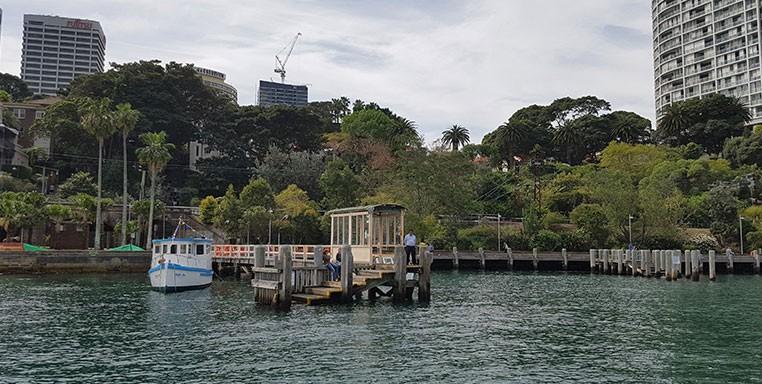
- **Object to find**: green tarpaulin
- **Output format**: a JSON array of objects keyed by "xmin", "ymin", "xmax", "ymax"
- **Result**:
[
  {"xmin": 23, "ymin": 243, "xmax": 49, "ymax": 252},
  {"xmin": 107, "ymin": 244, "xmax": 145, "ymax": 252}
]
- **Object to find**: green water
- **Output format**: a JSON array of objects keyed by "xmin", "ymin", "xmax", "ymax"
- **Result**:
[{"xmin": 1, "ymin": 272, "xmax": 761, "ymax": 383}]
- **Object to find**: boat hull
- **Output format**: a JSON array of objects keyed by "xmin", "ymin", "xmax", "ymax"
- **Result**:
[{"xmin": 148, "ymin": 261, "xmax": 213, "ymax": 293}]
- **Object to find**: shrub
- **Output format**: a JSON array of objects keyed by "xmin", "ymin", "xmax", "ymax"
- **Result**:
[
  {"xmin": 542, "ymin": 211, "xmax": 566, "ymax": 229},
  {"xmin": 684, "ymin": 233, "xmax": 720, "ymax": 253},
  {"xmin": 570, "ymin": 204, "xmax": 609, "ymax": 247},
  {"xmin": 639, "ymin": 231, "xmax": 685, "ymax": 250},
  {"xmin": 531, "ymin": 230, "xmax": 562, "ymax": 251},
  {"xmin": 504, "ymin": 230, "xmax": 531, "ymax": 251},
  {"xmin": 457, "ymin": 225, "xmax": 497, "ymax": 251},
  {"xmin": 559, "ymin": 230, "xmax": 592, "ymax": 251}
]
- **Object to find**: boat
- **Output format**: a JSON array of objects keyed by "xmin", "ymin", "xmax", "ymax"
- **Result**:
[{"xmin": 148, "ymin": 220, "xmax": 213, "ymax": 293}]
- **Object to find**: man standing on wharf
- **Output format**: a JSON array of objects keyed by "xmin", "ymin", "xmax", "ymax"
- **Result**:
[{"xmin": 404, "ymin": 230, "xmax": 417, "ymax": 265}]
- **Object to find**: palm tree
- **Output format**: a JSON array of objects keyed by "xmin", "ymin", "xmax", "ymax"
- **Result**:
[
  {"xmin": 552, "ymin": 123, "xmax": 581, "ymax": 164},
  {"xmin": 136, "ymin": 131, "xmax": 174, "ymax": 249},
  {"xmin": 657, "ymin": 102, "xmax": 691, "ymax": 144},
  {"xmin": 442, "ymin": 125, "xmax": 470, "ymax": 151},
  {"xmin": 113, "ymin": 103, "xmax": 141, "ymax": 245},
  {"xmin": 79, "ymin": 98, "xmax": 116, "ymax": 250},
  {"xmin": 496, "ymin": 121, "xmax": 527, "ymax": 166}
]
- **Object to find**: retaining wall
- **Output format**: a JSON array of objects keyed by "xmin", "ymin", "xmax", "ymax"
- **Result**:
[{"xmin": 0, "ymin": 251, "xmax": 151, "ymax": 274}]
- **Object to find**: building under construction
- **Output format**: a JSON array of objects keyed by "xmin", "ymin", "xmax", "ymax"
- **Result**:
[{"xmin": 257, "ymin": 80, "xmax": 308, "ymax": 107}]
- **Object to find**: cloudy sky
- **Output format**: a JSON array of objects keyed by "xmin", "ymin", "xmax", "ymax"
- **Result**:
[{"xmin": 0, "ymin": 0, "xmax": 655, "ymax": 144}]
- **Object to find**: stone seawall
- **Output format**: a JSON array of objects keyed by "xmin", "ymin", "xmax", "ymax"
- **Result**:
[{"xmin": 0, "ymin": 251, "xmax": 151, "ymax": 274}]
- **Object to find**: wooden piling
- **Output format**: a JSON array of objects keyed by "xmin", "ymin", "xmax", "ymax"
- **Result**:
[
  {"xmin": 709, "ymin": 250, "xmax": 716, "ymax": 281},
  {"xmin": 255, "ymin": 245, "xmax": 265, "ymax": 268},
  {"xmin": 278, "ymin": 246, "xmax": 292, "ymax": 309},
  {"xmin": 341, "ymin": 245, "xmax": 354, "ymax": 303},
  {"xmin": 644, "ymin": 250, "xmax": 652, "ymax": 277},
  {"xmin": 672, "ymin": 250, "xmax": 680, "ymax": 280},
  {"xmin": 507, "ymin": 247, "xmax": 514, "ymax": 271},
  {"xmin": 616, "ymin": 249, "xmax": 623, "ymax": 275},
  {"xmin": 453, "ymin": 246, "xmax": 459, "ymax": 269},
  {"xmin": 419, "ymin": 249, "xmax": 432, "ymax": 303},
  {"xmin": 562, "ymin": 248, "xmax": 568, "ymax": 271},
  {"xmin": 313, "ymin": 245, "xmax": 324, "ymax": 267},
  {"xmin": 589, "ymin": 249, "xmax": 596, "ymax": 273},
  {"xmin": 393, "ymin": 246, "xmax": 407, "ymax": 303},
  {"xmin": 686, "ymin": 250, "xmax": 701, "ymax": 281},
  {"xmin": 630, "ymin": 250, "xmax": 636, "ymax": 276},
  {"xmin": 532, "ymin": 248, "xmax": 539, "ymax": 271},
  {"xmin": 478, "ymin": 247, "xmax": 486, "ymax": 270},
  {"xmin": 653, "ymin": 250, "xmax": 659, "ymax": 275},
  {"xmin": 726, "ymin": 249, "xmax": 735, "ymax": 274},
  {"xmin": 665, "ymin": 250, "xmax": 672, "ymax": 281},
  {"xmin": 602, "ymin": 249, "xmax": 609, "ymax": 274},
  {"xmin": 684, "ymin": 249, "xmax": 692, "ymax": 279},
  {"xmin": 753, "ymin": 250, "xmax": 761, "ymax": 274}
]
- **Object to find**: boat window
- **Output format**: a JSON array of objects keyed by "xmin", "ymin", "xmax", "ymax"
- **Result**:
[
  {"xmin": 170, "ymin": 244, "xmax": 177, "ymax": 254},
  {"xmin": 162, "ymin": 244, "xmax": 167, "ymax": 254},
  {"xmin": 180, "ymin": 244, "xmax": 187, "ymax": 254},
  {"xmin": 196, "ymin": 244, "xmax": 205, "ymax": 255},
  {"xmin": 154, "ymin": 245, "xmax": 160, "ymax": 254}
]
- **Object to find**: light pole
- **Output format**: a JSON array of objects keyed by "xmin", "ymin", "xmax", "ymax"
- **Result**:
[
  {"xmin": 267, "ymin": 208, "xmax": 273, "ymax": 246},
  {"xmin": 739, "ymin": 216, "xmax": 745, "ymax": 255},
  {"xmin": 497, "ymin": 213, "xmax": 501, "ymax": 251},
  {"xmin": 628, "ymin": 215, "xmax": 634, "ymax": 248}
]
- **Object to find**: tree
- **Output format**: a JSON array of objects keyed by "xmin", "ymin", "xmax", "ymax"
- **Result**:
[
  {"xmin": 254, "ymin": 145, "xmax": 325, "ymax": 201},
  {"xmin": 275, "ymin": 184, "xmax": 321, "ymax": 243},
  {"xmin": 214, "ymin": 185, "xmax": 243, "ymax": 242},
  {"xmin": 493, "ymin": 120, "xmax": 529, "ymax": 166},
  {"xmin": 570, "ymin": 204, "xmax": 609, "ymax": 247},
  {"xmin": 58, "ymin": 171, "xmax": 97, "ymax": 198},
  {"xmin": 69, "ymin": 193, "xmax": 113, "ymax": 248},
  {"xmin": 46, "ymin": 204, "xmax": 71, "ymax": 232},
  {"xmin": 441, "ymin": 125, "xmax": 470, "ymax": 151},
  {"xmin": 112, "ymin": 103, "xmax": 141, "ymax": 245},
  {"xmin": 136, "ymin": 131, "xmax": 175, "ymax": 248},
  {"xmin": 0, "ymin": 73, "xmax": 33, "ymax": 100},
  {"xmin": 198, "ymin": 196, "xmax": 220, "ymax": 225},
  {"xmin": 80, "ymin": 97, "xmax": 116, "ymax": 250},
  {"xmin": 320, "ymin": 159, "xmax": 361, "ymax": 210},
  {"xmin": 240, "ymin": 177, "xmax": 275, "ymax": 209},
  {"xmin": 0, "ymin": 192, "xmax": 47, "ymax": 242},
  {"xmin": 599, "ymin": 142, "xmax": 669, "ymax": 182},
  {"xmin": 723, "ymin": 133, "xmax": 762, "ymax": 167},
  {"xmin": 706, "ymin": 183, "xmax": 741, "ymax": 246}
]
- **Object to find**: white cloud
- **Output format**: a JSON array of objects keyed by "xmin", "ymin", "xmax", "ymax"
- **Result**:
[{"xmin": 0, "ymin": 0, "xmax": 655, "ymax": 144}]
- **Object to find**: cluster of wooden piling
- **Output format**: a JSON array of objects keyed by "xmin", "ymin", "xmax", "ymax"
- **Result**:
[
  {"xmin": 588, "ymin": 248, "xmax": 760, "ymax": 281},
  {"xmin": 231, "ymin": 244, "xmax": 432, "ymax": 309}
]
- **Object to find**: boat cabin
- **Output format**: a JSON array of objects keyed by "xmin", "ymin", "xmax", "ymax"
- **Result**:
[
  {"xmin": 327, "ymin": 204, "xmax": 405, "ymax": 265},
  {"xmin": 152, "ymin": 237, "xmax": 213, "ymax": 262}
]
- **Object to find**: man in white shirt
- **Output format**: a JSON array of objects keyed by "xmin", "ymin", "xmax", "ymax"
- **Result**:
[{"xmin": 404, "ymin": 230, "xmax": 417, "ymax": 265}]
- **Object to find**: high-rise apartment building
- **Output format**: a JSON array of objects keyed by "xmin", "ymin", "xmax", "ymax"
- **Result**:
[
  {"xmin": 257, "ymin": 80, "xmax": 308, "ymax": 107},
  {"xmin": 653, "ymin": 0, "xmax": 762, "ymax": 123},
  {"xmin": 20, "ymin": 15, "xmax": 106, "ymax": 96},
  {"xmin": 193, "ymin": 66, "xmax": 238, "ymax": 103}
]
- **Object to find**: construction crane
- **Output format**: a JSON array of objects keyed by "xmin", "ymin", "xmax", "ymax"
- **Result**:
[{"xmin": 274, "ymin": 32, "xmax": 302, "ymax": 83}]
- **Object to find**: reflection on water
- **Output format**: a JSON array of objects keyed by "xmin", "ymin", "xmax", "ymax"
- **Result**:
[{"xmin": 1, "ymin": 272, "xmax": 761, "ymax": 383}]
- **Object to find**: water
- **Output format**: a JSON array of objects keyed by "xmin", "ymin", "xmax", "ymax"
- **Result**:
[{"xmin": 1, "ymin": 272, "xmax": 761, "ymax": 384}]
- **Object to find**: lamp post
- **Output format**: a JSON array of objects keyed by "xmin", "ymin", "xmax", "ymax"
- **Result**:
[
  {"xmin": 739, "ymin": 216, "xmax": 745, "ymax": 255},
  {"xmin": 497, "ymin": 213, "xmax": 501, "ymax": 251},
  {"xmin": 268, "ymin": 208, "xmax": 273, "ymax": 246},
  {"xmin": 628, "ymin": 215, "xmax": 634, "ymax": 248}
]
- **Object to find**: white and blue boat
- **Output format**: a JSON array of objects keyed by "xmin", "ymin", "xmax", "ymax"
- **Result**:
[{"xmin": 148, "ymin": 223, "xmax": 214, "ymax": 293}]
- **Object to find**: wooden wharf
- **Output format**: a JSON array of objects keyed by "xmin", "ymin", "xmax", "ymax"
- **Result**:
[
  {"xmin": 431, "ymin": 247, "xmax": 762, "ymax": 277},
  {"xmin": 213, "ymin": 244, "xmax": 432, "ymax": 309}
]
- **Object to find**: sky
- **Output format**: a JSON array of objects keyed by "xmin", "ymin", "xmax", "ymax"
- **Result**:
[{"xmin": 0, "ymin": 0, "xmax": 655, "ymax": 144}]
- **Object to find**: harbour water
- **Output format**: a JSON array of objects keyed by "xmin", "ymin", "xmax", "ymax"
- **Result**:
[{"xmin": 1, "ymin": 272, "xmax": 760, "ymax": 383}]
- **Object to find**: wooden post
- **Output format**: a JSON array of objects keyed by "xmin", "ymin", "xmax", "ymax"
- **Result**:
[
  {"xmin": 709, "ymin": 250, "xmax": 717, "ymax": 281},
  {"xmin": 665, "ymin": 250, "xmax": 672, "ymax": 281},
  {"xmin": 393, "ymin": 246, "xmax": 407, "ymax": 302},
  {"xmin": 727, "ymin": 249, "xmax": 735, "ymax": 274},
  {"xmin": 602, "ymin": 249, "xmax": 609, "ymax": 274},
  {"xmin": 684, "ymin": 249, "xmax": 692, "ymax": 279},
  {"xmin": 672, "ymin": 250, "xmax": 680, "ymax": 280},
  {"xmin": 419, "ymin": 249, "xmax": 432, "ymax": 303},
  {"xmin": 255, "ymin": 245, "xmax": 265, "ymax": 268},
  {"xmin": 453, "ymin": 246, "xmax": 459, "ymax": 270},
  {"xmin": 617, "ymin": 249, "xmax": 623, "ymax": 275},
  {"xmin": 589, "ymin": 249, "xmax": 596, "ymax": 273},
  {"xmin": 313, "ymin": 245, "xmax": 324, "ymax": 267},
  {"xmin": 644, "ymin": 250, "xmax": 651, "ymax": 277},
  {"xmin": 478, "ymin": 247, "xmax": 486, "ymax": 270},
  {"xmin": 278, "ymin": 245, "xmax": 292, "ymax": 309},
  {"xmin": 562, "ymin": 248, "xmax": 568, "ymax": 271},
  {"xmin": 691, "ymin": 250, "xmax": 700, "ymax": 282},
  {"xmin": 630, "ymin": 250, "xmax": 636, "ymax": 276},
  {"xmin": 532, "ymin": 247, "xmax": 539, "ymax": 271},
  {"xmin": 341, "ymin": 245, "xmax": 354, "ymax": 303},
  {"xmin": 507, "ymin": 247, "xmax": 514, "ymax": 271},
  {"xmin": 653, "ymin": 250, "xmax": 659, "ymax": 276},
  {"xmin": 753, "ymin": 249, "xmax": 761, "ymax": 274}
]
